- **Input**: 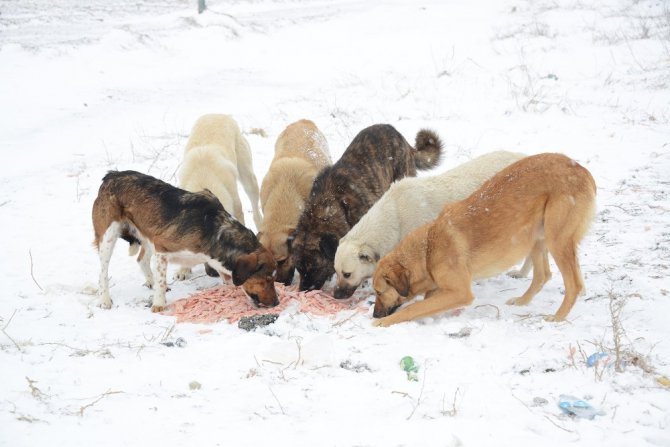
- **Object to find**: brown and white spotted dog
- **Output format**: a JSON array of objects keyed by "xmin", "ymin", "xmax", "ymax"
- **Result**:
[
  {"xmin": 290, "ymin": 123, "xmax": 443, "ymax": 292},
  {"xmin": 92, "ymin": 170, "xmax": 279, "ymax": 312}
]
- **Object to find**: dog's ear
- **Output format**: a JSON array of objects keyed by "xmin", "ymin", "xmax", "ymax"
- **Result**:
[
  {"xmin": 384, "ymin": 265, "xmax": 410, "ymax": 297},
  {"xmin": 319, "ymin": 233, "xmax": 339, "ymax": 260},
  {"xmin": 358, "ymin": 244, "xmax": 380, "ymax": 264},
  {"xmin": 233, "ymin": 252, "xmax": 258, "ymax": 286}
]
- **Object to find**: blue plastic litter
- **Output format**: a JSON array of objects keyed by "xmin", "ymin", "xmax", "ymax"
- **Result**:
[
  {"xmin": 586, "ymin": 352, "xmax": 609, "ymax": 367},
  {"xmin": 558, "ymin": 394, "xmax": 604, "ymax": 419}
]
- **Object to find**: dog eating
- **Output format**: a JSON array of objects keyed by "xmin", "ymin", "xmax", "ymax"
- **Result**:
[
  {"xmin": 258, "ymin": 119, "xmax": 331, "ymax": 285},
  {"xmin": 290, "ymin": 123, "xmax": 443, "ymax": 292},
  {"xmin": 92, "ymin": 170, "xmax": 278, "ymax": 312},
  {"xmin": 372, "ymin": 153, "xmax": 596, "ymax": 326}
]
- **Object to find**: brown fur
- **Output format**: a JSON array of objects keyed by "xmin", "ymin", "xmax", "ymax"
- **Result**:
[
  {"xmin": 92, "ymin": 171, "xmax": 278, "ymax": 312},
  {"xmin": 372, "ymin": 153, "xmax": 596, "ymax": 326},
  {"xmin": 258, "ymin": 119, "xmax": 331, "ymax": 284},
  {"xmin": 291, "ymin": 124, "xmax": 443, "ymax": 291}
]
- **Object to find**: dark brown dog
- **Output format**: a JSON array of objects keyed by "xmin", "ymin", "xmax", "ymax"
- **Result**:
[
  {"xmin": 372, "ymin": 153, "xmax": 596, "ymax": 326},
  {"xmin": 290, "ymin": 124, "xmax": 443, "ymax": 291},
  {"xmin": 92, "ymin": 170, "xmax": 278, "ymax": 312}
]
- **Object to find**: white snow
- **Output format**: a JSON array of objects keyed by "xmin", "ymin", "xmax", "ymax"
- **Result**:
[{"xmin": 1, "ymin": 0, "xmax": 669, "ymax": 446}]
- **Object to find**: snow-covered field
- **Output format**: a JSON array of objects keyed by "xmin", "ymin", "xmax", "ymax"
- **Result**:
[{"xmin": 1, "ymin": 0, "xmax": 669, "ymax": 445}]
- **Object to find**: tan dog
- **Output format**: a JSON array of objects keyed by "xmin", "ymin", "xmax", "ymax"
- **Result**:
[
  {"xmin": 177, "ymin": 114, "xmax": 263, "ymax": 279},
  {"xmin": 372, "ymin": 153, "xmax": 596, "ymax": 327},
  {"xmin": 258, "ymin": 119, "xmax": 331, "ymax": 285}
]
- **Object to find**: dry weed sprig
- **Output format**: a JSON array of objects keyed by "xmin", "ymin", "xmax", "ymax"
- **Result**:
[{"xmin": 1, "ymin": 310, "xmax": 22, "ymax": 352}]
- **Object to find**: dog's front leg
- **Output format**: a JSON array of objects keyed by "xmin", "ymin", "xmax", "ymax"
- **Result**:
[
  {"xmin": 374, "ymin": 288, "xmax": 473, "ymax": 327},
  {"xmin": 151, "ymin": 253, "xmax": 168, "ymax": 312}
]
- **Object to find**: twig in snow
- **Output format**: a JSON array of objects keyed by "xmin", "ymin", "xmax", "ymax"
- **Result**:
[
  {"xmin": 29, "ymin": 249, "xmax": 44, "ymax": 292},
  {"xmin": 25, "ymin": 377, "xmax": 49, "ymax": 401},
  {"xmin": 441, "ymin": 387, "xmax": 460, "ymax": 417},
  {"xmin": 475, "ymin": 304, "xmax": 500, "ymax": 319},
  {"xmin": 77, "ymin": 389, "xmax": 123, "ymax": 417},
  {"xmin": 1, "ymin": 310, "xmax": 22, "ymax": 352},
  {"xmin": 267, "ymin": 386, "xmax": 286, "ymax": 415},
  {"xmin": 543, "ymin": 415, "xmax": 575, "ymax": 433},
  {"xmin": 406, "ymin": 367, "xmax": 427, "ymax": 420}
]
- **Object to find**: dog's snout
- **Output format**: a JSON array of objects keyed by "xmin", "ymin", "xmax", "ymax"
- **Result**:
[
  {"xmin": 249, "ymin": 293, "xmax": 260, "ymax": 305},
  {"xmin": 334, "ymin": 286, "xmax": 355, "ymax": 299}
]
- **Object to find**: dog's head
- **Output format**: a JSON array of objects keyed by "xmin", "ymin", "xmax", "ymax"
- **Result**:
[
  {"xmin": 372, "ymin": 258, "xmax": 412, "ymax": 318},
  {"xmin": 257, "ymin": 229, "xmax": 296, "ymax": 286},
  {"xmin": 232, "ymin": 248, "xmax": 279, "ymax": 307},
  {"xmin": 291, "ymin": 231, "xmax": 339, "ymax": 291},
  {"xmin": 333, "ymin": 241, "xmax": 378, "ymax": 299}
]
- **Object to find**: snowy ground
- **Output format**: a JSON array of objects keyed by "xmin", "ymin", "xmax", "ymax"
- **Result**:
[{"xmin": 1, "ymin": 0, "xmax": 669, "ymax": 445}]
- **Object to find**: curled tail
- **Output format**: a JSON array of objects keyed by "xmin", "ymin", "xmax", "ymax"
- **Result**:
[{"xmin": 413, "ymin": 129, "xmax": 443, "ymax": 171}]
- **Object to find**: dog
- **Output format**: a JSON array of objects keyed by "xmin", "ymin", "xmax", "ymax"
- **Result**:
[
  {"xmin": 175, "ymin": 114, "xmax": 263, "ymax": 280},
  {"xmin": 92, "ymin": 170, "xmax": 279, "ymax": 312},
  {"xmin": 334, "ymin": 151, "xmax": 528, "ymax": 298},
  {"xmin": 290, "ymin": 124, "xmax": 443, "ymax": 292},
  {"xmin": 257, "ymin": 119, "xmax": 331, "ymax": 285},
  {"xmin": 372, "ymin": 153, "xmax": 596, "ymax": 327}
]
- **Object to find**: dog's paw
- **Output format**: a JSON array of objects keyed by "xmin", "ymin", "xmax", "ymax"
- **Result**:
[
  {"xmin": 543, "ymin": 314, "xmax": 565, "ymax": 322},
  {"xmin": 173, "ymin": 267, "xmax": 192, "ymax": 281},
  {"xmin": 506, "ymin": 296, "xmax": 531, "ymax": 306},
  {"xmin": 142, "ymin": 281, "xmax": 153, "ymax": 289},
  {"xmin": 372, "ymin": 318, "xmax": 391, "ymax": 328},
  {"xmin": 98, "ymin": 299, "xmax": 113, "ymax": 310},
  {"xmin": 151, "ymin": 304, "xmax": 165, "ymax": 313}
]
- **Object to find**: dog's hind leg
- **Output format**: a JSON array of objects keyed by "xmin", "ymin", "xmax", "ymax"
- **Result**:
[
  {"xmin": 151, "ymin": 253, "xmax": 168, "ymax": 313},
  {"xmin": 235, "ymin": 134, "xmax": 263, "ymax": 229},
  {"xmin": 137, "ymin": 243, "xmax": 154, "ymax": 288},
  {"xmin": 506, "ymin": 240, "xmax": 551, "ymax": 306},
  {"xmin": 97, "ymin": 221, "xmax": 121, "ymax": 309},
  {"xmin": 543, "ymin": 196, "xmax": 592, "ymax": 321}
]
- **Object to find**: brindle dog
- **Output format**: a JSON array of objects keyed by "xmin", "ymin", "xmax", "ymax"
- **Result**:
[
  {"xmin": 290, "ymin": 124, "xmax": 443, "ymax": 292},
  {"xmin": 92, "ymin": 170, "xmax": 278, "ymax": 311}
]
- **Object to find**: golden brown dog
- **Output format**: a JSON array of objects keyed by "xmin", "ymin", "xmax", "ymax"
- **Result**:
[
  {"xmin": 372, "ymin": 153, "xmax": 596, "ymax": 327},
  {"xmin": 258, "ymin": 119, "xmax": 331, "ymax": 285}
]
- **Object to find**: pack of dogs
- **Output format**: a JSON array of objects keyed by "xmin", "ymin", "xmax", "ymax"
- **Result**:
[{"xmin": 92, "ymin": 115, "xmax": 597, "ymax": 327}]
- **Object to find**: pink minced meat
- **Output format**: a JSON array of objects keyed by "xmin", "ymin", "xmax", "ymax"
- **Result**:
[{"xmin": 163, "ymin": 283, "xmax": 369, "ymax": 324}]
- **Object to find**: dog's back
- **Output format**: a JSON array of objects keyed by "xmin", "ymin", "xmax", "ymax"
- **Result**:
[
  {"xmin": 182, "ymin": 114, "xmax": 263, "ymax": 228},
  {"xmin": 437, "ymin": 153, "xmax": 596, "ymax": 278}
]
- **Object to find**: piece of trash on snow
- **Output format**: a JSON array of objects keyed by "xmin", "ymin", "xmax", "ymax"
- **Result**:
[
  {"xmin": 238, "ymin": 314, "xmax": 278, "ymax": 331},
  {"xmin": 400, "ymin": 356, "xmax": 419, "ymax": 381},
  {"xmin": 447, "ymin": 327, "xmax": 472, "ymax": 338},
  {"xmin": 657, "ymin": 376, "xmax": 670, "ymax": 387},
  {"xmin": 586, "ymin": 352, "xmax": 609, "ymax": 367},
  {"xmin": 340, "ymin": 360, "xmax": 372, "ymax": 373},
  {"xmin": 189, "ymin": 381, "xmax": 201, "ymax": 391},
  {"xmin": 558, "ymin": 394, "xmax": 605, "ymax": 419},
  {"xmin": 161, "ymin": 337, "xmax": 187, "ymax": 348},
  {"xmin": 532, "ymin": 397, "xmax": 548, "ymax": 407}
]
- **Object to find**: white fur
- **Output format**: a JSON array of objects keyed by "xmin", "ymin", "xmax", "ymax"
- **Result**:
[
  {"xmin": 334, "ymin": 151, "xmax": 526, "ymax": 292},
  {"xmin": 98, "ymin": 221, "xmax": 230, "ymax": 310},
  {"xmin": 176, "ymin": 114, "xmax": 262, "ymax": 280}
]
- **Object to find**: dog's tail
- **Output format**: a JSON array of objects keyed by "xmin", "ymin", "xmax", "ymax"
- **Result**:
[
  {"xmin": 413, "ymin": 129, "xmax": 443, "ymax": 171},
  {"xmin": 120, "ymin": 228, "xmax": 142, "ymax": 256}
]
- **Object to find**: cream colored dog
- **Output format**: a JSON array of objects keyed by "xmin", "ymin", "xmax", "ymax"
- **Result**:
[
  {"xmin": 258, "ymin": 119, "xmax": 331, "ymax": 285},
  {"xmin": 176, "ymin": 114, "xmax": 263, "ymax": 279},
  {"xmin": 333, "ymin": 151, "xmax": 527, "ymax": 298},
  {"xmin": 372, "ymin": 153, "xmax": 597, "ymax": 327}
]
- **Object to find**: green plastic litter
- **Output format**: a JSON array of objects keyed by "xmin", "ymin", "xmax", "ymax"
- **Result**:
[{"xmin": 400, "ymin": 356, "xmax": 419, "ymax": 381}]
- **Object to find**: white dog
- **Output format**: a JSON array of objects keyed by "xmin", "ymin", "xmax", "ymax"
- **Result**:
[
  {"xmin": 176, "ymin": 114, "xmax": 263, "ymax": 280},
  {"xmin": 333, "ymin": 151, "xmax": 527, "ymax": 298}
]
